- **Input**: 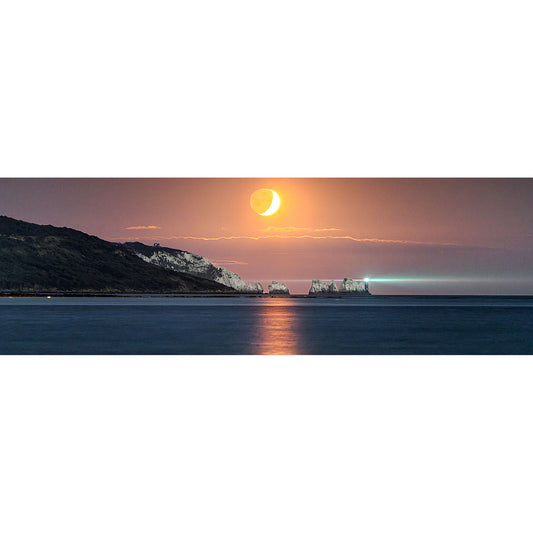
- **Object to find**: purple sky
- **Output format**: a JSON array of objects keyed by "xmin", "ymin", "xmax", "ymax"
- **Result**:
[{"xmin": 1, "ymin": 178, "xmax": 532, "ymax": 294}]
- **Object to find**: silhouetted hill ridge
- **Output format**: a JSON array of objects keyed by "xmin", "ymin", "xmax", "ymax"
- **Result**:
[{"xmin": 0, "ymin": 215, "xmax": 235, "ymax": 293}]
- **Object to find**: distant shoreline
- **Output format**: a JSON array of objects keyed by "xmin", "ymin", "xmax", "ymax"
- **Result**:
[
  {"xmin": 0, "ymin": 292, "xmax": 373, "ymax": 299},
  {"xmin": 0, "ymin": 292, "xmax": 368, "ymax": 298},
  {"xmin": 1, "ymin": 293, "xmax": 531, "ymax": 298}
]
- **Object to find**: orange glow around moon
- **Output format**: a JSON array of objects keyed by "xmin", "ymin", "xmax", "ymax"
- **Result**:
[{"xmin": 250, "ymin": 189, "xmax": 281, "ymax": 216}]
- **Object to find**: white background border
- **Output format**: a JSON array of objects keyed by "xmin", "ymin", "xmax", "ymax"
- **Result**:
[
  {"xmin": 1, "ymin": 1, "xmax": 532, "ymax": 177},
  {"xmin": 1, "ymin": 1, "xmax": 533, "ymax": 532}
]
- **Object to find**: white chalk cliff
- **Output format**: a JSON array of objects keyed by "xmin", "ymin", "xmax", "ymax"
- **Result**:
[
  {"xmin": 309, "ymin": 279, "xmax": 338, "ymax": 294},
  {"xmin": 339, "ymin": 278, "xmax": 368, "ymax": 294},
  {"xmin": 124, "ymin": 242, "xmax": 263, "ymax": 293},
  {"xmin": 268, "ymin": 281, "xmax": 290, "ymax": 295}
]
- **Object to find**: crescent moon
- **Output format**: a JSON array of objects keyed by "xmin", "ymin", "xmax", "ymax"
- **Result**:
[{"xmin": 260, "ymin": 190, "xmax": 281, "ymax": 216}]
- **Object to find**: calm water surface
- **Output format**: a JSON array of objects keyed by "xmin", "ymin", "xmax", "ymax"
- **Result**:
[{"xmin": 1, "ymin": 295, "xmax": 532, "ymax": 354}]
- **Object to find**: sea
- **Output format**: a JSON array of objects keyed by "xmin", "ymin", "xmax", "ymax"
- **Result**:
[{"xmin": 1, "ymin": 295, "xmax": 532, "ymax": 355}]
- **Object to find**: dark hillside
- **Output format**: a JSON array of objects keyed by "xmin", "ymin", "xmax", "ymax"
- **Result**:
[{"xmin": 0, "ymin": 216, "xmax": 235, "ymax": 293}]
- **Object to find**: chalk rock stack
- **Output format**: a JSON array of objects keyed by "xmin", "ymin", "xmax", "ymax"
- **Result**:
[
  {"xmin": 339, "ymin": 278, "xmax": 368, "ymax": 294},
  {"xmin": 268, "ymin": 281, "xmax": 290, "ymax": 295},
  {"xmin": 246, "ymin": 282, "xmax": 264, "ymax": 294},
  {"xmin": 309, "ymin": 279, "xmax": 338, "ymax": 294}
]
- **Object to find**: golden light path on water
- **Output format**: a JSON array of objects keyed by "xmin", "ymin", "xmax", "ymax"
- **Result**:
[{"xmin": 252, "ymin": 299, "xmax": 300, "ymax": 355}]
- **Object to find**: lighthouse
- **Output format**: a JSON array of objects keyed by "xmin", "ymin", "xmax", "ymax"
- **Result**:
[{"xmin": 364, "ymin": 277, "xmax": 369, "ymax": 292}]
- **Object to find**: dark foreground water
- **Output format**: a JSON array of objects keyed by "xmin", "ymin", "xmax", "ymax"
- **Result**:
[{"xmin": 1, "ymin": 295, "xmax": 532, "ymax": 355}]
